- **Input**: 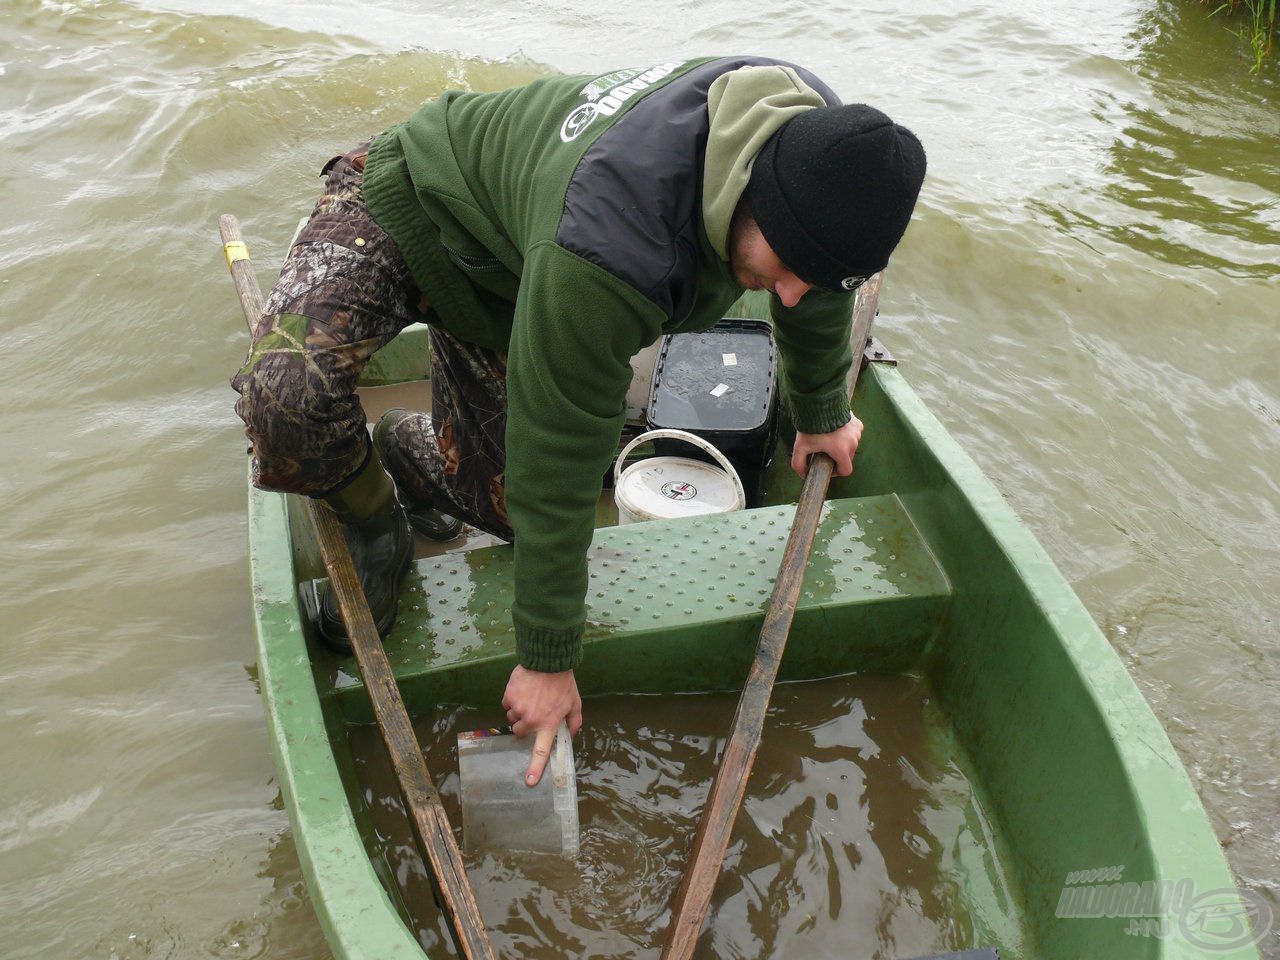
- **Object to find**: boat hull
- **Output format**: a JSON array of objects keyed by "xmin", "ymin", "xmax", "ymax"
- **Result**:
[{"xmin": 248, "ymin": 330, "xmax": 1258, "ymax": 959}]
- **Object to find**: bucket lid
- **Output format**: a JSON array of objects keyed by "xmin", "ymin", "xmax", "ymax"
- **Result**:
[
  {"xmin": 613, "ymin": 429, "xmax": 747, "ymax": 522},
  {"xmin": 616, "ymin": 456, "xmax": 743, "ymax": 519}
]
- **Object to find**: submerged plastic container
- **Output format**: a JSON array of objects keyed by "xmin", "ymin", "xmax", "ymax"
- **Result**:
[
  {"xmin": 456, "ymin": 722, "xmax": 579, "ymax": 858},
  {"xmin": 613, "ymin": 428, "xmax": 746, "ymax": 524}
]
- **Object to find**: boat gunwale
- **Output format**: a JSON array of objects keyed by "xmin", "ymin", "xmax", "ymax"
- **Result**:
[{"xmin": 249, "ymin": 481, "xmax": 426, "ymax": 959}]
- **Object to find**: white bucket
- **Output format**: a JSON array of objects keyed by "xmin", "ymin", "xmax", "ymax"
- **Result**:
[{"xmin": 613, "ymin": 428, "xmax": 746, "ymax": 524}]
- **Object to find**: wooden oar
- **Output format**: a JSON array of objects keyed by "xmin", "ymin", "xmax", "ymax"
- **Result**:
[
  {"xmin": 218, "ymin": 215, "xmax": 495, "ymax": 960},
  {"xmin": 659, "ymin": 275, "xmax": 882, "ymax": 960}
]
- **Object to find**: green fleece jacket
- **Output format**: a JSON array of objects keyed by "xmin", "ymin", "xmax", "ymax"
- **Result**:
[{"xmin": 363, "ymin": 56, "xmax": 855, "ymax": 672}]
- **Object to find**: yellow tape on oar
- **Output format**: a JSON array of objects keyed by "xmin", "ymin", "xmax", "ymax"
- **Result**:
[{"xmin": 223, "ymin": 240, "xmax": 250, "ymax": 271}]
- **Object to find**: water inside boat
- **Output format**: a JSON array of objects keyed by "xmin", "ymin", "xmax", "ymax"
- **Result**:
[{"xmin": 343, "ymin": 674, "xmax": 1029, "ymax": 958}]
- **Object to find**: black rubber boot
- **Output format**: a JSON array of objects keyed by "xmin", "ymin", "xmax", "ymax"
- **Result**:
[
  {"xmin": 373, "ymin": 408, "xmax": 465, "ymax": 542},
  {"xmin": 316, "ymin": 443, "xmax": 414, "ymax": 653}
]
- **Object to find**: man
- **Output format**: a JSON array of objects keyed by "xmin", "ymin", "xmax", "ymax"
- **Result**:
[{"xmin": 232, "ymin": 56, "xmax": 925, "ymax": 788}]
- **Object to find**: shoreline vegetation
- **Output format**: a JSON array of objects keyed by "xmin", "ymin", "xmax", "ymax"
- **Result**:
[{"xmin": 1204, "ymin": 0, "xmax": 1277, "ymax": 71}]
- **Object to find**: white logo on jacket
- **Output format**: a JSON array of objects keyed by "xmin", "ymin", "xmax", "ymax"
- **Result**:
[{"xmin": 559, "ymin": 61, "xmax": 687, "ymax": 143}]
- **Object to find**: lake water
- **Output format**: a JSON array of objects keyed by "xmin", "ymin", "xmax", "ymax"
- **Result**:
[{"xmin": 1, "ymin": 0, "xmax": 1276, "ymax": 957}]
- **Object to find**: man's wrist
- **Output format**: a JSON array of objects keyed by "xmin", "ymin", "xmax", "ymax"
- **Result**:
[{"xmin": 515, "ymin": 621, "xmax": 584, "ymax": 673}]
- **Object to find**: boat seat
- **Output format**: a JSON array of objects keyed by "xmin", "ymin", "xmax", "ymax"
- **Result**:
[{"xmin": 327, "ymin": 494, "xmax": 953, "ymax": 716}]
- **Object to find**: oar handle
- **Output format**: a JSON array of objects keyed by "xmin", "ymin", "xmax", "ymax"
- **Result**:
[
  {"xmin": 659, "ymin": 451, "xmax": 833, "ymax": 959},
  {"xmin": 219, "ymin": 214, "xmax": 265, "ymax": 333},
  {"xmin": 659, "ymin": 274, "xmax": 882, "ymax": 960}
]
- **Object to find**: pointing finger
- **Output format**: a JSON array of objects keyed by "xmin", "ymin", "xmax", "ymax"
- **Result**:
[{"xmin": 524, "ymin": 727, "xmax": 556, "ymax": 787}]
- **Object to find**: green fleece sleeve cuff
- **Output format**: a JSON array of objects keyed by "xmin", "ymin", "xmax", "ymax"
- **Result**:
[
  {"xmin": 515, "ymin": 622, "xmax": 585, "ymax": 673},
  {"xmin": 785, "ymin": 392, "xmax": 853, "ymax": 435},
  {"xmin": 769, "ymin": 287, "xmax": 856, "ymax": 435}
]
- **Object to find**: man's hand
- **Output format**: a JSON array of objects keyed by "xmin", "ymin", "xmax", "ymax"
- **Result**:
[
  {"xmin": 791, "ymin": 417, "xmax": 863, "ymax": 479},
  {"xmin": 502, "ymin": 665, "xmax": 583, "ymax": 787}
]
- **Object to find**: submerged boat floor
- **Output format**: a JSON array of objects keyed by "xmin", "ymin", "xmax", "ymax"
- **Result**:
[{"xmin": 326, "ymin": 495, "xmax": 954, "ymax": 716}]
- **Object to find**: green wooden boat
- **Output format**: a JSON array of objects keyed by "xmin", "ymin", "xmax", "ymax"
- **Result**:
[{"xmin": 244, "ymin": 293, "xmax": 1261, "ymax": 960}]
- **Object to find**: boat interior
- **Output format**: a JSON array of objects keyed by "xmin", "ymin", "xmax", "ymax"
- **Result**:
[{"xmin": 251, "ymin": 312, "xmax": 1241, "ymax": 959}]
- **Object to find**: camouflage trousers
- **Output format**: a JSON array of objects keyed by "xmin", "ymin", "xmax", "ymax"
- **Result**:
[{"xmin": 231, "ymin": 142, "xmax": 514, "ymax": 541}]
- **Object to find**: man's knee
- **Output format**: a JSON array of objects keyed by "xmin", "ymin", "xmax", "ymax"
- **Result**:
[
  {"xmin": 237, "ymin": 395, "xmax": 366, "ymax": 496},
  {"xmin": 233, "ymin": 338, "xmax": 311, "ymax": 444},
  {"xmin": 232, "ymin": 327, "xmax": 364, "ymax": 493}
]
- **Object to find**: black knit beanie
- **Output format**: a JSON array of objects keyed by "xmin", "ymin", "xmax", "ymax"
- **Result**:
[{"xmin": 746, "ymin": 103, "xmax": 926, "ymax": 292}]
